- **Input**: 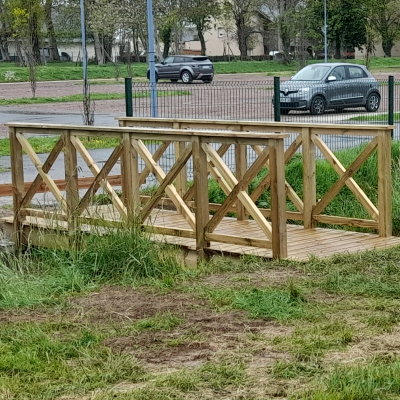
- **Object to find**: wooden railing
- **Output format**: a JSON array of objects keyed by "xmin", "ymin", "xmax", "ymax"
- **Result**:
[
  {"xmin": 118, "ymin": 117, "xmax": 394, "ymax": 236},
  {"xmin": 3, "ymin": 119, "xmax": 394, "ymax": 260},
  {"xmin": 5, "ymin": 122, "xmax": 289, "ymax": 258}
]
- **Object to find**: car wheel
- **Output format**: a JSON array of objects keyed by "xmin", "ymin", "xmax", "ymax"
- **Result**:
[
  {"xmin": 170, "ymin": 79, "xmax": 178, "ymax": 82},
  {"xmin": 310, "ymin": 96, "xmax": 326, "ymax": 115},
  {"xmin": 365, "ymin": 93, "xmax": 380, "ymax": 112},
  {"xmin": 147, "ymin": 71, "xmax": 158, "ymax": 82},
  {"xmin": 181, "ymin": 70, "xmax": 193, "ymax": 83},
  {"xmin": 280, "ymin": 109, "xmax": 290, "ymax": 115}
]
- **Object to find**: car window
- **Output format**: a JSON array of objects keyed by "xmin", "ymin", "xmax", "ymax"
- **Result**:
[
  {"xmin": 164, "ymin": 56, "xmax": 174, "ymax": 63},
  {"xmin": 174, "ymin": 56, "xmax": 186, "ymax": 63},
  {"xmin": 292, "ymin": 65, "xmax": 331, "ymax": 81},
  {"xmin": 348, "ymin": 66, "xmax": 367, "ymax": 79},
  {"xmin": 330, "ymin": 66, "xmax": 346, "ymax": 81}
]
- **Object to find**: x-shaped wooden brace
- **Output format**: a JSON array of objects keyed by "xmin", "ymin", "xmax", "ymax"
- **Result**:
[
  {"xmin": 131, "ymin": 139, "xmax": 196, "ymax": 231},
  {"xmin": 16, "ymin": 132, "xmax": 68, "ymax": 213},
  {"xmin": 202, "ymin": 142, "xmax": 273, "ymax": 240},
  {"xmin": 312, "ymin": 134, "xmax": 379, "ymax": 220},
  {"xmin": 249, "ymin": 133, "xmax": 304, "ymax": 213}
]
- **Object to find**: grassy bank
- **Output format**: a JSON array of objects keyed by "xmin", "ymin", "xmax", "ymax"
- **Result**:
[
  {"xmin": 0, "ymin": 57, "xmax": 399, "ymax": 83},
  {"xmin": 0, "ymin": 89, "xmax": 190, "ymax": 106},
  {"xmin": 2, "ymin": 220, "xmax": 400, "ymax": 398}
]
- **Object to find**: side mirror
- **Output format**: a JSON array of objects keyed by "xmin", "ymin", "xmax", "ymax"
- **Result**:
[
  {"xmin": 327, "ymin": 75, "xmax": 337, "ymax": 82},
  {"xmin": 161, "ymin": 61, "xmax": 166, "ymax": 65}
]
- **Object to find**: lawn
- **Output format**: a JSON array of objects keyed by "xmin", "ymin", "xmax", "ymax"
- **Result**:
[
  {"xmin": 2, "ymin": 222, "xmax": 400, "ymax": 399},
  {"xmin": 0, "ymin": 57, "xmax": 399, "ymax": 83}
]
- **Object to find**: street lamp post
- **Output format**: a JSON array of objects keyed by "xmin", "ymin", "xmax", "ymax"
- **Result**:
[
  {"xmin": 147, "ymin": 0, "xmax": 158, "ymax": 117},
  {"xmin": 324, "ymin": 0, "xmax": 328, "ymax": 63}
]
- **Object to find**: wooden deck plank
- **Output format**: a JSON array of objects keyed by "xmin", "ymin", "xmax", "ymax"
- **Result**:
[{"xmin": 2, "ymin": 207, "xmax": 400, "ymax": 261}]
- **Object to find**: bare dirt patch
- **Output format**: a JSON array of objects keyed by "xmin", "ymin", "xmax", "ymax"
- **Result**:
[{"xmin": 70, "ymin": 287, "xmax": 292, "ymax": 368}]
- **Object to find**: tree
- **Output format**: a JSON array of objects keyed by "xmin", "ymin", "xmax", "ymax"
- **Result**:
[
  {"xmin": 223, "ymin": 0, "xmax": 262, "ymax": 60},
  {"xmin": 43, "ymin": 0, "xmax": 60, "ymax": 61},
  {"xmin": 370, "ymin": 0, "xmax": 400, "ymax": 57},
  {"xmin": 184, "ymin": 0, "xmax": 221, "ymax": 55},
  {"xmin": 307, "ymin": 0, "xmax": 367, "ymax": 59}
]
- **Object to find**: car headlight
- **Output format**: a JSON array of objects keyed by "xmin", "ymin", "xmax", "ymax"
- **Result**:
[{"xmin": 298, "ymin": 87, "xmax": 310, "ymax": 94}]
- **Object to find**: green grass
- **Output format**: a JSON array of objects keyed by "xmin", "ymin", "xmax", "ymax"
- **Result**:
[
  {"xmin": 132, "ymin": 312, "xmax": 185, "ymax": 332},
  {"xmin": 350, "ymin": 112, "xmax": 400, "ymax": 122},
  {"xmin": 0, "ymin": 90, "xmax": 190, "ymax": 105},
  {"xmin": 296, "ymin": 358, "xmax": 400, "ymax": 399},
  {"xmin": 0, "ymin": 57, "xmax": 398, "ymax": 83},
  {"xmin": 0, "ymin": 136, "xmax": 121, "ymax": 156},
  {"xmin": 0, "ymin": 224, "xmax": 182, "ymax": 309}
]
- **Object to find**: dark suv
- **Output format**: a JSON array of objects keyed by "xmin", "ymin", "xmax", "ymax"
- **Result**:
[{"xmin": 147, "ymin": 55, "xmax": 214, "ymax": 83}]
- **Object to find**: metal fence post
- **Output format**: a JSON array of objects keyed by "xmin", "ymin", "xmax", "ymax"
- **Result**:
[
  {"xmin": 125, "ymin": 77, "xmax": 133, "ymax": 117},
  {"xmin": 274, "ymin": 76, "xmax": 280, "ymax": 122},
  {"xmin": 389, "ymin": 75, "xmax": 394, "ymax": 138}
]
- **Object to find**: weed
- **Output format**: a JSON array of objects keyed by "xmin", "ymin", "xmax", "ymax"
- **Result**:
[{"xmin": 132, "ymin": 312, "xmax": 185, "ymax": 332}]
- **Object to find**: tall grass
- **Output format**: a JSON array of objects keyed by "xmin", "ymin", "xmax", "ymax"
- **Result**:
[{"xmin": 0, "ymin": 223, "xmax": 183, "ymax": 309}]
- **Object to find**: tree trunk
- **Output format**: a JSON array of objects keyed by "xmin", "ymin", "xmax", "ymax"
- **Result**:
[
  {"xmin": 236, "ymin": 17, "xmax": 248, "ymax": 60},
  {"xmin": 44, "ymin": 0, "xmax": 60, "ymax": 61},
  {"xmin": 94, "ymin": 32, "xmax": 104, "ymax": 64},
  {"xmin": 381, "ymin": 33, "xmax": 393, "ymax": 57},
  {"xmin": 0, "ymin": 37, "xmax": 10, "ymax": 61},
  {"xmin": 197, "ymin": 26, "xmax": 206, "ymax": 56},
  {"xmin": 161, "ymin": 27, "xmax": 172, "ymax": 59},
  {"xmin": 16, "ymin": 41, "xmax": 25, "ymax": 66}
]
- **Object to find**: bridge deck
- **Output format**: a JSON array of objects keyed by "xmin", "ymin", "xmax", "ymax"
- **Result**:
[{"xmin": 3, "ymin": 207, "xmax": 400, "ymax": 261}]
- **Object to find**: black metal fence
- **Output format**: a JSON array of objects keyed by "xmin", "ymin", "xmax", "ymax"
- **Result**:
[
  {"xmin": 124, "ymin": 77, "xmax": 400, "ymax": 186},
  {"xmin": 127, "ymin": 77, "xmax": 399, "ymax": 132}
]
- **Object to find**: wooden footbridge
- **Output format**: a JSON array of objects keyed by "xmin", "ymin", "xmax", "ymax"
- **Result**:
[{"xmin": 1, "ymin": 118, "xmax": 399, "ymax": 261}]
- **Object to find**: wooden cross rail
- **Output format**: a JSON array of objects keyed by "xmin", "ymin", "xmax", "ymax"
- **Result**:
[
  {"xmin": 3, "ymin": 119, "xmax": 395, "ymax": 260},
  {"xmin": 117, "ymin": 117, "xmax": 394, "ymax": 236},
  {"xmin": 5, "ymin": 122, "xmax": 289, "ymax": 259}
]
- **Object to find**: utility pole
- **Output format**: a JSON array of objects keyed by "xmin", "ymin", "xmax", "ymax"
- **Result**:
[
  {"xmin": 324, "ymin": 0, "xmax": 328, "ymax": 63},
  {"xmin": 147, "ymin": 0, "xmax": 158, "ymax": 117}
]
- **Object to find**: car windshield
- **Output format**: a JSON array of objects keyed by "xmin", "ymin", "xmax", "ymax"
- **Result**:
[{"xmin": 292, "ymin": 65, "xmax": 331, "ymax": 81}]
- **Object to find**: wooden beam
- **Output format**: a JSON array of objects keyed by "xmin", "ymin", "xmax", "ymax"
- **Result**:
[
  {"xmin": 9, "ymin": 127, "xmax": 25, "ymax": 248},
  {"xmin": 302, "ymin": 127, "xmax": 316, "ymax": 229},
  {"xmin": 193, "ymin": 136, "xmax": 210, "ymax": 260},
  {"xmin": 63, "ymin": 130, "xmax": 79, "ymax": 235},
  {"xmin": 205, "ymin": 232, "xmax": 272, "ymax": 249},
  {"xmin": 235, "ymin": 143, "xmax": 248, "ymax": 220},
  {"xmin": 120, "ymin": 132, "xmax": 138, "ymax": 221},
  {"xmin": 269, "ymin": 138, "xmax": 288, "ymax": 258},
  {"xmin": 378, "ymin": 132, "xmax": 392, "ymax": 236}
]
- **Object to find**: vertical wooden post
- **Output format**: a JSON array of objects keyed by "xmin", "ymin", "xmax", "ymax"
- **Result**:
[
  {"xmin": 121, "ymin": 132, "xmax": 139, "ymax": 223},
  {"xmin": 302, "ymin": 127, "xmax": 316, "ymax": 229},
  {"xmin": 174, "ymin": 122, "xmax": 187, "ymax": 204},
  {"xmin": 269, "ymin": 138, "xmax": 287, "ymax": 259},
  {"xmin": 9, "ymin": 127, "xmax": 25, "ymax": 249},
  {"xmin": 193, "ymin": 136, "xmax": 209, "ymax": 261},
  {"xmin": 63, "ymin": 130, "xmax": 79, "ymax": 237},
  {"xmin": 235, "ymin": 143, "xmax": 248, "ymax": 220},
  {"xmin": 378, "ymin": 131, "xmax": 392, "ymax": 237}
]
